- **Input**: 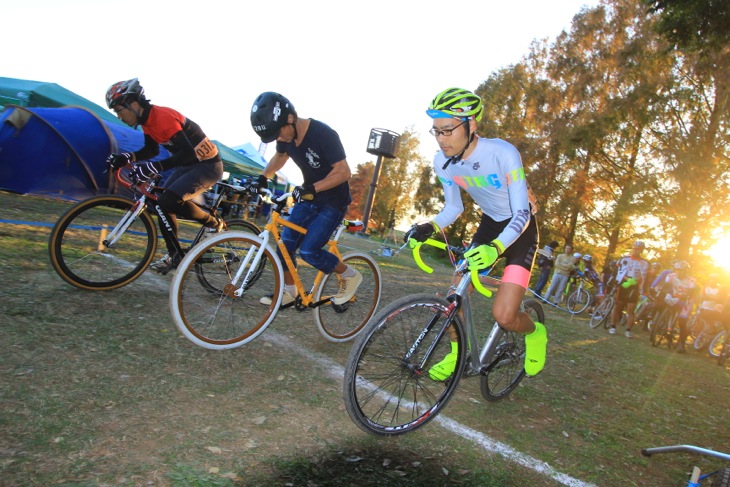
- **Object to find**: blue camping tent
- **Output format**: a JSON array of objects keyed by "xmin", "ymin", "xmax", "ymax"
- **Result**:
[{"xmin": 0, "ymin": 105, "xmax": 169, "ymax": 199}]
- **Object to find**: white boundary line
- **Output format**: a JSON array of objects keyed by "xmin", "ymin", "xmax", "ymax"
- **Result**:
[{"xmin": 262, "ymin": 332, "xmax": 597, "ymax": 487}]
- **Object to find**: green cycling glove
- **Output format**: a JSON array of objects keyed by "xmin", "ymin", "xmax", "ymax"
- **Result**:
[
  {"xmin": 464, "ymin": 242, "xmax": 502, "ymax": 271},
  {"xmin": 621, "ymin": 277, "xmax": 637, "ymax": 289}
]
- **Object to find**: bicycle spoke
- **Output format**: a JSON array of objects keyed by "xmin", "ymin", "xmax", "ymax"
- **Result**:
[{"xmin": 343, "ymin": 295, "xmax": 464, "ymax": 436}]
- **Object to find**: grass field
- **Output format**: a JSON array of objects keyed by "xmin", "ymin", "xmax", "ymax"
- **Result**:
[{"xmin": 1, "ymin": 190, "xmax": 729, "ymax": 487}]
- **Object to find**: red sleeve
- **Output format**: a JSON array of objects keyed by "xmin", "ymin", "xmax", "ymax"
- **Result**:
[{"xmin": 142, "ymin": 106, "xmax": 186, "ymax": 144}]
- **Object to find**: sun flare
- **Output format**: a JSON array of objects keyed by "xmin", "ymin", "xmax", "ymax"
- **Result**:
[{"xmin": 706, "ymin": 233, "xmax": 730, "ymax": 274}]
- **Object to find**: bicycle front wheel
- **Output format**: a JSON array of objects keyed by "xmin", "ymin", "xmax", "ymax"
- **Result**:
[
  {"xmin": 691, "ymin": 318, "xmax": 712, "ymax": 351},
  {"xmin": 169, "ymin": 232, "xmax": 284, "ymax": 350},
  {"xmin": 313, "ymin": 252, "xmax": 382, "ymax": 342},
  {"xmin": 48, "ymin": 195, "xmax": 156, "ymax": 290},
  {"xmin": 589, "ymin": 296, "xmax": 613, "ymax": 329},
  {"xmin": 566, "ymin": 288, "xmax": 591, "ymax": 314},
  {"xmin": 708, "ymin": 330, "xmax": 727, "ymax": 359},
  {"xmin": 343, "ymin": 294, "xmax": 465, "ymax": 436}
]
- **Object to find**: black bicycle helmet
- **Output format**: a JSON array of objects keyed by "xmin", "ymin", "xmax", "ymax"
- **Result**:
[
  {"xmin": 250, "ymin": 92, "xmax": 296, "ymax": 143},
  {"xmin": 106, "ymin": 78, "xmax": 145, "ymax": 109}
]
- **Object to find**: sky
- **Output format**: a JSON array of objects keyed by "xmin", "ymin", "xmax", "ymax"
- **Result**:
[{"xmin": 4, "ymin": 0, "xmax": 601, "ymax": 185}]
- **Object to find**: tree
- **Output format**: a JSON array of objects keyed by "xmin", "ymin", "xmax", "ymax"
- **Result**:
[
  {"xmin": 351, "ymin": 128, "xmax": 426, "ymax": 236},
  {"xmin": 346, "ymin": 161, "xmax": 373, "ymax": 221}
]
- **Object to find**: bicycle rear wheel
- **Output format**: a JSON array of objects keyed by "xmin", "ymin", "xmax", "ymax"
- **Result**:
[
  {"xmin": 343, "ymin": 293, "xmax": 465, "ymax": 436},
  {"xmin": 48, "ymin": 195, "xmax": 156, "ymax": 290},
  {"xmin": 169, "ymin": 232, "xmax": 283, "ymax": 350},
  {"xmin": 193, "ymin": 219, "xmax": 265, "ymax": 293},
  {"xmin": 313, "ymin": 252, "xmax": 382, "ymax": 342},
  {"xmin": 566, "ymin": 288, "xmax": 591, "ymax": 314},
  {"xmin": 589, "ymin": 296, "xmax": 613, "ymax": 329},
  {"xmin": 480, "ymin": 298, "xmax": 544, "ymax": 402}
]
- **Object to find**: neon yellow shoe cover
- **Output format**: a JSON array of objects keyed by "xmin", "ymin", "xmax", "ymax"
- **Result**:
[
  {"xmin": 524, "ymin": 322, "xmax": 548, "ymax": 377},
  {"xmin": 428, "ymin": 341, "xmax": 459, "ymax": 381}
]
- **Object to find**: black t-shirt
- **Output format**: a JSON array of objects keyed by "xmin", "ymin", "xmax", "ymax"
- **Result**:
[{"xmin": 276, "ymin": 119, "xmax": 351, "ymax": 209}]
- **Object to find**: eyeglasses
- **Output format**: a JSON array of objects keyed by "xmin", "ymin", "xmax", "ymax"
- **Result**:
[
  {"xmin": 112, "ymin": 105, "xmax": 127, "ymax": 114},
  {"xmin": 429, "ymin": 120, "xmax": 467, "ymax": 137}
]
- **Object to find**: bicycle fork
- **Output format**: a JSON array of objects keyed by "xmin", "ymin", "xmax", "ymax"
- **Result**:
[
  {"xmin": 103, "ymin": 197, "xmax": 148, "ymax": 248},
  {"xmin": 232, "ymin": 232, "xmax": 270, "ymax": 297}
]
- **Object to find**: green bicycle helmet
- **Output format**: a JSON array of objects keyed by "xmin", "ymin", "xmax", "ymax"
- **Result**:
[{"xmin": 427, "ymin": 87, "xmax": 483, "ymax": 121}]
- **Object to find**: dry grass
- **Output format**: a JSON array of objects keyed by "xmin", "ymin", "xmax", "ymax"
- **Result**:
[{"xmin": 1, "ymin": 191, "xmax": 729, "ymax": 486}]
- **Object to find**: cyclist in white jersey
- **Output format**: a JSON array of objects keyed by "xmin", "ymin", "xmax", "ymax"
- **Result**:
[
  {"xmin": 405, "ymin": 87, "xmax": 547, "ymax": 379},
  {"xmin": 609, "ymin": 240, "xmax": 649, "ymax": 338}
]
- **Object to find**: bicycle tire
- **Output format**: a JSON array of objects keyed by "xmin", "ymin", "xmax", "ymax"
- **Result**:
[
  {"xmin": 480, "ymin": 299, "xmax": 544, "ymax": 402},
  {"xmin": 589, "ymin": 296, "xmax": 613, "ymax": 329},
  {"xmin": 223, "ymin": 219, "xmax": 261, "ymax": 235},
  {"xmin": 691, "ymin": 318, "xmax": 712, "ymax": 351},
  {"xmin": 650, "ymin": 310, "xmax": 670, "ymax": 347},
  {"xmin": 169, "ymin": 231, "xmax": 284, "ymax": 350},
  {"xmin": 709, "ymin": 330, "xmax": 727, "ymax": 359},
  {"xmin": 313, "ymin": 252, "xmax": 382, "ymax": 343},
  {"xmin": 603, "ymin": 295, "xmax": 617, "ymax": 329},
  {"xmin": 193, "ymin": 219, "xmax": 264, "ymax": 294},
  {"xmin": 566, "ymin": 287, "xmax": 591, "ymax": 314},
  {"xmin": 666, "ymin": 311, "xmax": 680, "ymax": 350},
  {"xmin": 48, "ymin": 195, "xmax": 156, "ymax": 291},
  {"xmin": 343, "ymin": 293, "xmax": 466, "ymax": 436}
]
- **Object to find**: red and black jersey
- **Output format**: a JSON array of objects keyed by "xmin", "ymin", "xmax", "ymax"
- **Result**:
[{"xmin": 134, "ymin": 105, "xmax": 220, "ymax": 170}]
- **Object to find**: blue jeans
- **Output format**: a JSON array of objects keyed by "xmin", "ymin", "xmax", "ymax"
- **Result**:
[
  {"xmin": 280, "ymin": 201, "xmax": 345, "ymax": 274},
  {"xmin": 534, "ymin": 267, "xmax": 551, "ymax": 295}
]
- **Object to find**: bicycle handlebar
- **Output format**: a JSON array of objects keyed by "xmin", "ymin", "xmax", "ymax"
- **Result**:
[
  {"xmin": 409, "ymin": 238, "xmax": 492, "ymax": 298},
  {"xmin": 114, "ymin": 164, "xmax": 159, "ymax": 199}
]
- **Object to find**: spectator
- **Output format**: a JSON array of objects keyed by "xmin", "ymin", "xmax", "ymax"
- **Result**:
[
  {"xmin": 533, "ymin": 240, "xmax": 559, "ymax": 296},
  {"xmin": 542, "ymin": 244, "xmax": 578, "ymax": 305}
]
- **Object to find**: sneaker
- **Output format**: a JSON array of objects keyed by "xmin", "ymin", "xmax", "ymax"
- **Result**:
[
  {"xmin": 625, "ymin": 330, "xmax": 632, "ymax": 339},
  {"xmin": 676, "ymin": 344, "xmax": 686, "ymax": 353},
  {"xmin": 524, "ymin": 322, "xmax": 548, "ymax": 377},
  {"xmin": 259, "ymin": 291, "xmax": 296, "ymax": 306},
  {"xmin": 332, "ymin": 269, "xmax": 363, "ymax": 305},
  {"xmin": 149, "ymin": 253, "xmax": 180, "ymax": 275},
  {"xmin": 608, "ymin": 327, "xmax": 616, "ymax": 335},
  {"xmin": 428, "ymin": 342, "xmax": 459, "ymax": 381}
]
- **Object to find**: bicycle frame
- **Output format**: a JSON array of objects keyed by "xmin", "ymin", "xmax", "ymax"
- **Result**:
[
  {"xmin": 112, "ymin": 165, "xmax": 255, "ymax": 255},
  {"xmin": 231, "ymin": 192, "xmax": 347, "ymax": 309},
  {"xmin": 410, "ymin": 238, "xmax": 517, "ymax": 375}
]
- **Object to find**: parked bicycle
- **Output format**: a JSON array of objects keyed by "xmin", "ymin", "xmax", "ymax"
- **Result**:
[
  {"xmin": 566, "ymin": 275, "xmax": 593, "ymax": 314},
  {"xmin": 642, "ymin": 444, "xmax": 730, "ymax": 486},
  {"xmin": 342, "ymin": 237, "xmax": 545, "ymax": 436},
  {"xmin": 168, "ymin": 189, "xmax": 382, "ymax": 349},
  {"xmin": 48, "ymin": 164, "xmax": 260, "ymax": 291},
  {"xmin": 589, "ymin": 283, "xmax": 617, "ymax": 329}
]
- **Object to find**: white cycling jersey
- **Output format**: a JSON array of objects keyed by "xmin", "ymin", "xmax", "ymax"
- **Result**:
[
  {"xmin": 432, "ymin": 136, "xmax": 534, "ymax": 250},
  {"xmin": 616, "ymin": 255, "xmax": 649, "ymax": 285}
]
